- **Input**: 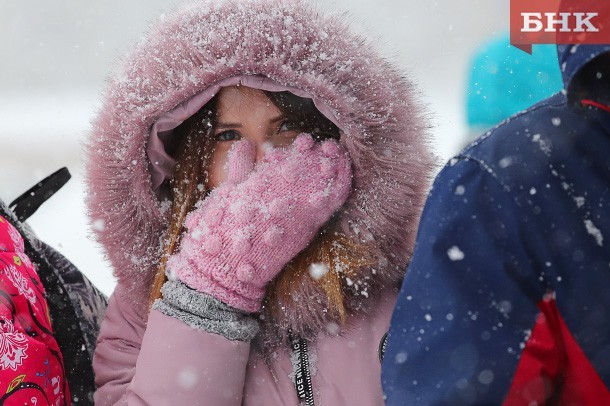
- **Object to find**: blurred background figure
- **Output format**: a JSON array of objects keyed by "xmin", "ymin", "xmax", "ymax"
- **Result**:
[
  {"xmin": 463, "ymin": 33, "xmax": 563, "ymax": 146},
  {"xmin": 383, "ymin": 43, "xmax": 610, "ymax": 405}
]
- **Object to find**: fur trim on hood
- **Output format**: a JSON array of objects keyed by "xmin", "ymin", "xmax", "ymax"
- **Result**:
[{"xmin": 86, "ymin": 0, "xmax": 434, "ymax": 340}]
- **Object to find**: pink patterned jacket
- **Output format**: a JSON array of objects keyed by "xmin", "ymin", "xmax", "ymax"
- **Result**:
[{"xmin": 0, "ymin": 215, "xmax": 69, "ymax": 405}]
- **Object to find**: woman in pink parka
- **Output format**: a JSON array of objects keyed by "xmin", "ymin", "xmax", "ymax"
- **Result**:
[{"xmin": 86, "ymin": 0, "xmax": 434, "ymax": 404}]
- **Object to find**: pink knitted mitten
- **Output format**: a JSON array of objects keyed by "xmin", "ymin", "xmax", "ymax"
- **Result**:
[{"xmin": 166, "ymin": 134, "xmax": 352, "ymax": 312}]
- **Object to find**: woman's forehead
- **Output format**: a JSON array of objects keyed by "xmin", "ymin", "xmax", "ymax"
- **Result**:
[
  {"xmin": 216, "ymin": 86, "xmax": 281, "ymax": 118},
  {"xmin": 218, "ymin": 85, "xmax": 269, "ymax": 102}
]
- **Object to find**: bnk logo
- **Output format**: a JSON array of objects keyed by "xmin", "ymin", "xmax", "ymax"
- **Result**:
[
  {"xmin": 510, "ymin": 0, "xmax": 610, "ymax": 53},
  {"xmin": 521, "ymin": 12, "xmax": 599, "ymax": 33}
]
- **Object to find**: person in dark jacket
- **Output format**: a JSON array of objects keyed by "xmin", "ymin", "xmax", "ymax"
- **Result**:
[
  {"xmin": 1, "ymin": 170, "xmax": 107, "ymax": 404},
  {"xmin": 381, "ymin": 44, "xmax": 610, "ymax": 404}
]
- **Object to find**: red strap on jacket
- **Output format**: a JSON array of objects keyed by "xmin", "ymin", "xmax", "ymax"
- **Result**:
[
  {"xmin": 581, "ymin": 99, "xmax": 610, "ymax": 113},
  {"xmin": 503, "ymin": 293, "xmax": 610, "ymax": 405}
]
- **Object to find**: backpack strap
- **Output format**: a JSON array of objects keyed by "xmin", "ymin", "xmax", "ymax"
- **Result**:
[{"xmin": 9, "ymin": 167, "xmax": 71, "ymax": 222}]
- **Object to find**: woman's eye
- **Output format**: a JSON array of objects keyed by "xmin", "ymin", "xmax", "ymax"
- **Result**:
[
  {"xmin": 215, "ymin": 130, "xmax": 241, "ymax": 142},
  {"xmin": 278, "ymin": 121, "xmax": 297, "ymax": 133}
]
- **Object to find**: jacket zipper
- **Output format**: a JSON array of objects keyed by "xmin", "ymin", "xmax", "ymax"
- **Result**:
[
  {"xmin": 290, "ymin": 335, "xmax": 315, "ymax": 406},
  {"xmin": 289, "ymin": 330, "xmax": 389, "ymax": 405}
]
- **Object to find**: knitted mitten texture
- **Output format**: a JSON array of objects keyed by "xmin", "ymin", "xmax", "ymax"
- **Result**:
[{"xmin": 166, "ymin": 134, "xmax": 352, "ymax": 312}]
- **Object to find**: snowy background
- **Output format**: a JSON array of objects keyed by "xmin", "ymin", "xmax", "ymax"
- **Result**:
[{"xmin": 1, "ymin": 0, "xmax": 507, "ymax": 296}]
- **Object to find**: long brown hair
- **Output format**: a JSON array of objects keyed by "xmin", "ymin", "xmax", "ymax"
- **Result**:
[
  {"xmin": 150, "ymin": 89, "xmax": 370, "ymax": 325},
  {"xmin": 149, "ymin": 103, "xmax": 216, "ymax": 303}
]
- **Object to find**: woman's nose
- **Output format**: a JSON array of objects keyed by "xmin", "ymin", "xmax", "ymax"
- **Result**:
[{"xmin": 254, "ymin": 141, "xmax": 273, "ymax": 163}]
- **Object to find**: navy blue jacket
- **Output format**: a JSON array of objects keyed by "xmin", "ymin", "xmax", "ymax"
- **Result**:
[{"xmin": 382, "ymin": 44, "xmax": 610, "ymax": 405}]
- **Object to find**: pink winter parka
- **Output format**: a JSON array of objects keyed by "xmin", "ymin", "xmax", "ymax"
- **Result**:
[{"xmin": 86, "ymin": 1, "xmax": 434, "ymax": 405}]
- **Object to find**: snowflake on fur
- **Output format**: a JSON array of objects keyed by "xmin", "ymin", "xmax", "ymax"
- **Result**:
[{"xmin": 0, "ymin": 317, "xmax": 29, "ymax": 371}]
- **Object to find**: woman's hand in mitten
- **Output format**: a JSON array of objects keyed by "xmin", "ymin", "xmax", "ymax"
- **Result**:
[{"xmin": 166, "ymin": 134, "xmax": 352, "ymax": 312}]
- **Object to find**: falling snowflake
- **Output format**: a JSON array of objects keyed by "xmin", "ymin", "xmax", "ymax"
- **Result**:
[
  {"xmin": 531, "ymin": 134, "xmax": 552, "ymax": 155},
  {"xmin": 584, "ymin": 219, "xmax": 604, "ymax": 247},
  {"xmin": 177, "ymin": 366, "xmax": 198, "ymax": 389},
  {"xmin": 92, "ymin": 219, "xmax": 106, "ymax": 232},
  {"xmin": 498, "ymin": 156, "xmax": 513, "ymax": 168},
  {"xmin": 447, "ymin": 246, "xmax": 465, "ymax": 261},
  {"xmin": 308, "ymin": 263, "xmax": 329, "ymax": 280},
  {"xmin": 573, "ymin": 196, "xmax": 585, "ymax": 208},
  {"xmin": 395, "ymin": 352, "xmax": 408, "ymax": 364},
  {"xmin": 478, "ymin": 369, "xmax": 494, "ymax": 385}
]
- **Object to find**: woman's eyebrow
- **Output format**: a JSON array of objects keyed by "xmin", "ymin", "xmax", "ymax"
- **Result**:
[
  {"xmin": 215, "ymin": 122, "xmax": 241, "ymax": 129},
  {"xmin": 269, "ymin": 114, "xmax": 284, "ymax": 124},
  {"xmin": 216, "ymin": 115, "xmax": 284, "ymax": 129}
]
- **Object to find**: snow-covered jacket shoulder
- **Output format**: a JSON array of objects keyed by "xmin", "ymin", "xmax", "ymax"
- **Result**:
[{"xmin": 382, "ymin": 44, "xmax": 610, "ymax": 404}]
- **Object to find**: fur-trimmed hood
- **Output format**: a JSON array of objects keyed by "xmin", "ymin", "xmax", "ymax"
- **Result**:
[{"xmin": 86, "ymin": 0, "xmax": 434, "ymax": 335}]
